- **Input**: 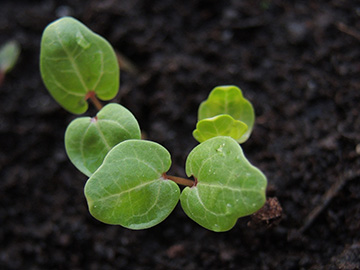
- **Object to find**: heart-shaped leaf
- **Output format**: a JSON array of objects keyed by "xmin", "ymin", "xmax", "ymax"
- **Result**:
[
  {"xmin": 197, "ymin": 85, "xmax": 255, "ymax": 143},
  {"xmin": 181, "ymin": 136, "xmax": 267, "ymax": 232},
  {"xmin": 193, "ymin": 114, "xmax": 248, "ymax": 143},
  {"xmin": 65, "ymin": 103, "xmax": 141, "ymax": 177},
  {"xmin": 84, "ymin": 140, "xmax": 180, "ymax": 229},
  {"xmin": 40, "ymin": 17, "xmax": 119, "ymax": 114}
]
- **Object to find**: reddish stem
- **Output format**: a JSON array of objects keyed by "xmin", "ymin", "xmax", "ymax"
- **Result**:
[
  {"xmin": 85, "ymin": 91, "xmax": 103, "ymax": 111},
  {"xmin": 0, "ymin": 72, "xmax": 4, "ymax": 87},
  {"xmin": 162, "ymin": 173, "xmax": 196, "ymax": 187}
]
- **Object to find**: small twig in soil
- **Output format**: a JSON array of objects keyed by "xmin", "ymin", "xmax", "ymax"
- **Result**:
[
  {"xmin": 85, "ymin": 91, "xmax": 103, "ymax": 111},
  {"xmin": 298, "ymin": 170, "xmax": 359, "ymax": 234},
  {"xmin": 248, "ymin": 197, "xmax": 283, "ymax": 229},
  {"xmin": 336, "ymin": 22, "xmax": 360, "ymax": 42}
]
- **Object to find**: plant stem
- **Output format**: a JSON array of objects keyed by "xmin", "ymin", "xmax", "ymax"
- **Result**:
[
  {"xmin": 162, "ymin": 173, "xmax": 196, "ymax": 187},
  {"xmin": 85, "ymin": 91, "xmax": 103, "ymax": 111},
  {"xmin": 0, "ymin": 72, "xmax": 4, "ymax": 87}
]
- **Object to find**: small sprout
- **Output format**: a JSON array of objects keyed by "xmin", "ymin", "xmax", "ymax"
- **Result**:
[
  {"xmin": 193, "ymin": 114, "xmax": 248, "ymax": 143},
  {"xmin": 65, "ymin": 103, "xmax": 141, "ymax": 176},
  {"xmin": 196, "ymin": 85, "xmax": 255, "ymax": 143},
  {"xmin": 40, "ymin": 17, "xmax": 119, "ymax": 114},
  {"xmin": 181, "ymin": 136, "xmax": 267, "ymax": 232},
  {"xmin": 0, "ymin": 40, "xmax": 21, "ymax": 85},
  {"xmin": 84, "ymin": 139, "xmax": 180, "ymax": 229}
]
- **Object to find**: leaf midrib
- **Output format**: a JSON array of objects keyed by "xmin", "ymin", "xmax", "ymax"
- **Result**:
[
  {"xmin": 198, "ymin": 182, "xmax": 264, "ymax": 194},
  {"xmin": 54, "ymin": 24, "xmax": 88, "ymax": 94},
  {"xmin": 93, "ymin": 178, "xmax": 160, "ymax": 202}
]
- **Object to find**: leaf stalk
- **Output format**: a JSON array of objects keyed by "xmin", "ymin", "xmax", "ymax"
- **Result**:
[
  {"xmin": 162, "ymin": 173, "xmax": 196, "ymax": 187},
  {"xmin": 85, "ymin": 91, "xmax": 103, "ymax": 111},
  {"xmin": 0, "ymin": 71, "xmax": 4, "ymax": 87}
]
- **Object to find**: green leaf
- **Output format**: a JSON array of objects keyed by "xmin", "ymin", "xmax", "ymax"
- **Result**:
[
  {"xmin": 0, "ymin": 40, "xmax": 20, "ymax": 73},
  {"xmin": 40, "ymin": 17, "xmax": 119, "ymax": 114},
  {"xmin": 181, "ymin": 136, "xmax": 267, "ymax": 232},
  {"xmin": 193, "ymin": 114, "xmax": 248, "ymax": 143},
  {"xmin": 84, "ymin": 139, "xmax": 180, "ymax": 229},
  {"xmin": 65, "ymin": 103, "xmax": 141, "ymax": 177},
  {"xmin": 198, "ymin": 85, "xmax": 255, "ymax": 143}
]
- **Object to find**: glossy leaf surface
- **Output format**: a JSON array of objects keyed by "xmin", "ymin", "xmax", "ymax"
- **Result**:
[
  {"xmin": 181, "ymin": 136, "xmax": 267, "ymax": 232},
  {"xmin": 193, "ymin": 114, "xmax": 248, "ymax": 143},
  {"xmin": 198, "ymin": 85, "xmax": 255, "ymax": 143},
  {"xmin": 84, "ymin": 140, "xmax": 180, "ymax": 229},
  {"xmin": 0, "ymin": 40, "xmax": 20, "ymax": 73},
  {"xmin": 40, "ymin": 17, "xmax": 119, "ymax": 114},
  {"xmin": 65, "ymin": 103, "xmax": 141, "ymax": 177}
]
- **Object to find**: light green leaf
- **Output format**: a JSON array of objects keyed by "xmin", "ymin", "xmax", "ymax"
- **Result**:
[
  {"xmin": 198, "ymin": 85, "xmax": 255, "ymax": 143},
  {"xmin": 40, "ymin": 17, "xmax": 119, "ymax": 114},
  {"xmin": 181, "ymin": 136, "xmax": 267, "ymax": 232},
  {"xmin": 65, "ymin": 103, "xmax": 141, "ymax": 177},
  {"xmin": 84, "ymin": 139, "xmax": 180, "ymax": 229},
  {"xmin": 0, "ymin": 40, "xmax": 20, "ymax": 73},
  {"xmin": 193, "ymin": 114, "xmax": 248, "ymax": 143}
]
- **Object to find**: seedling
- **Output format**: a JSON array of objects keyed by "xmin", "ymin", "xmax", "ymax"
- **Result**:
[
  {"xmin": 40, "ymin": 17, "xmax": 119, "ymax": 114},
  {"xmin": 0, "ymin": 40, "xmax": 20, "ymax": 86},
  {"xmin": 193, "ymin": 85, "xmax": 254, "ymax": 143},
  {"xmin": 40, "ymin": 17, "xmax": 267, "ymax": 232},
  {"xmin": 65, "ymin": 103, "xmax": 141, "ymax": 177}
]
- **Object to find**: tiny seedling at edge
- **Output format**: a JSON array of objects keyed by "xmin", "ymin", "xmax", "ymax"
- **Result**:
[{"xmin": 0, "ymin": 40, "xmax": 20, "ymax": 86}]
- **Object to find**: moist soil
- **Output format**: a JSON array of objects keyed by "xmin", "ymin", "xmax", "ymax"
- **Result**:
[{"xmin": 1, "ymin": 0, "xmax": 359, "ymax": 269}]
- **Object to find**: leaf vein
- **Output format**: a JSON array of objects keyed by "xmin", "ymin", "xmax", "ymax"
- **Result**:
[
  {"xmin": 93, "ymin": 178, "xmax": 160, "ymax": 202},
  {"xmin": 54, "ymin": 25, "xmax": 88, "ymax": 93},
  {"xmin": 99, "ymin": 119, "xmax": 132, "ymax": 138}
]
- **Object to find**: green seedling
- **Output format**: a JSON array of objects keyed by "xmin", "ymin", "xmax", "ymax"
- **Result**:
[
  {"xmin": 193, "ymin": 114, "xmax": 248, "ymax": 143},
  {"xmin": 40, "ymin": 17, "xmax": 267, "ymax": 232},
  {"xmin": 0, "ymin": 40, "xmax": 20, "ymax": 86},
  {"xmin": 182, "ymin": 136, "xmax": 266, "ymax": 231},
  {"xmin": 85, "ymin": 139, "xmax": 180, "ymax": 229},
  {"xmin": 65, "ymin": 103, "xmax": 141, "ymax": 177},
  {"xmin": 195, "ymin": 85, "xmax": 255, "ymax": 143},
  {"xmin": 40, "ymin": 17, "xmax": 119, "ymax": 114}
]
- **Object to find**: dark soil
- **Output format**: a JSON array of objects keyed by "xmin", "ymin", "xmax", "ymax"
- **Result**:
[{"xmin": 1, "ymin": 0, "xmax": 359, "ymax": 269}]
